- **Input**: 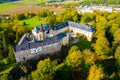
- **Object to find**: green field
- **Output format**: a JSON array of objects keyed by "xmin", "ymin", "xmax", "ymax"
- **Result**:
[{"xmin": 19, "ymin": 16, "xmax": 47, "ymax": 27}]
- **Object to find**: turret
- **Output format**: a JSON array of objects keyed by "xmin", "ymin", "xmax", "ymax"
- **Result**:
[{"xmin": 38, "ymin": 25, "xmax": 45, "ymax": 41}]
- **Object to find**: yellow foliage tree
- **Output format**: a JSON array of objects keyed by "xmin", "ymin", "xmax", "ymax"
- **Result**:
[
  {"xmin": 87, "ymin": 65, "xmax": 104, "ymax": 80},
  {"xmin": 66, "ymin": 50, "xmax": 82, "ymax": 69},
  {"xmin": 83, "ymin": 49, "xmax": 96, "ymax": 66}
]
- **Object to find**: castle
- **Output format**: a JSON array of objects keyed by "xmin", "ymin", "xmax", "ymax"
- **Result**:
[{"xmin": 13, "ymin": 21, "xmax": 94, "ymax": 63}]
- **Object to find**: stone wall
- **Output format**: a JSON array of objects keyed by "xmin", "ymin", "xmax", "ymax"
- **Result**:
[
  {"xmin": 69, "ymin": 26, "xmax": 93, "ymax": 41},
  {"xmin": 14, "ymin": 42, "xmax": 62, "ymax": 63}
]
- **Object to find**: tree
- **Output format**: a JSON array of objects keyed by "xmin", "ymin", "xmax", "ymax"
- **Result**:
[
  {"xmin": 8, "ymin": 45, "xmax": 15, "ymax": 63},
  {"xmin": 31, "ymin": 58, "xmax": 57, "ymax": 80},
  {"xmin": 38, "ymin": 10, "xmax": 53, "ymax": 18},
  {"xmin": 2, "ymin": 30, "xmax": 9, "ymax": 50},
  {"xmin": 66, "ymin": 50, "xmax": 82, "ymax": 69},
  {"xmin": 68, "ymin": 46, "xmax": 79, "ymax": 54},
  {"xmin": 83, "ymin": 49, "xmax": 96, "ymax": 66},
  {"xmin": 56, "ymin": 14, "xmax": 63, "ymax": 23},
  {"xmin": 93, "ymin": 36, "xmax": 110, "ymax": 55},
  {"xmin": 87, "ymin": 65, "xmax": 104, "ymax": 80},
  {"xmin": 97, "ymin": 16, "xmax": 108, "ymax": 30},
  {"xmin": 47, "ymin": 15, "xmax": 56, "ymax": 26},
  {"xmin": 38, "ymin": 11, "xmax": 47, "ymax": 18},
  {"xmin": 114, "ymin": 46, "xmax": 120, "ymax": 72},
  {"xmin": 110, "ymin": 23, "xmax": 119, "ymax": 34},
  {"xmin": 17, "ymin": 26, "xmax": 26, "ymax": 35},
  {"xmin": 73, "ymin": 15, "xmax": 78, "ymax": 22},
  {"xmin": 107, "ymin": 13, "xmax": 116, "ymax": 21},
  {"xmin": 113, "ymin": 28, "xmax": 120, "ymax": 45},
  {"xmin": 14, "ymin": 32, "xmax": 20, "ymax": 44},
  {"xmin": 14, "ymin": 13, "xmax": 26, "ymax": 20},
  {"xmin": 0, "ymin": 50, "xmax": 3, "ymax": 60},
  {"xmin": 14, "ymin": 25, "xmax": 26, "ymax": 44},
  {"xmin": 24, "ymin": 12, "xmax": 29, "ymax": 18},
  {"xmin": 94, "ymin": 27, "xmax": 106, "ymax": 39},
  {"xmin": 63, "ymin": 13, "xmax": 73, "ymax": 22},
  {"xmin": 80, "ymin": 13, "xmax": 94, "ymax": 24}
]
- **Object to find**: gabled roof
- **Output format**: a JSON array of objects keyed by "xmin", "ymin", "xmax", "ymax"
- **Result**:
[
  {"xmin": 68, "ymin": 21, "xmax": 94, "ymax": 32},
  {"xmin": 33, "ymin": 24, "xmax": 50, "ymax": 33},
  {"xmin": 18, "ymin": 33, "xmax": 31, "ymax": 45},
  {"xmin": 14, "ymin": 33, "xmax": 66, "ymax": 52},
  {"xmin": 53, "ymin": 21, "xmax": 94, "ymax": 32},
  {"xmin": 54, "ymin": 22, "xmax": 68, "ymax": 30}
]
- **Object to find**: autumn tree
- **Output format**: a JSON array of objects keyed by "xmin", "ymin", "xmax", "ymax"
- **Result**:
[
  {"xmin": 87, "ymin": 65, "xmax": 104, "ymax": 80},
  {"xmin": 14, "ymin": 13, "xmax": 26, "ymax": 20},
  {"xmin": 97, "ymin": 16, "xmax": 108, "ymax": 30},
  {"xmin": 73, "ymin": 15, "xmax": 79, "ymax": 22},
  {"xmin": 107, "ymin": 13, "xmax": 117, "ymax": 21},
  {"xmin": 66, "ymin": 46, "xmax": 82, "ymax": 69},
  {"xmin": 17, "ymin": 26, "xmax": 26, "ymax": 35},
  {"xmin": 38, "ymin": 10, "xmax": 53, "ymax": 18},
  {"xmin": 80, "ymin": 13, "xmax": 94, "ymax": 24},
  {"xmin": 114, "ymin": 46, "xmax": 120, "ymax": 72},
  {"xmin": 31, "ymin": 58, "xmax": 57, "ymax": 80},
  {"xmin": 14, "ymin": 25, "xmax": 26, "ymax": 44},
  {"xmin": 38, "ymin": 10, "xmax": 47, "ymax": 18},
  {"xmin": 63, "ymin": 13, "xmax": 73, "ymax": 22},
  {"xmin": 68, "ymin": 46, "xmax": 79, "ymax": 54},
  {"xmin": 93, "ymin": 36, "xmax": 110, "ymax": 55},
  {"xmin": 113, "ymin": 28, "xmax": 120, "ymax": 45},
  {"xmin": 56, "ymin": 14, "xmax": 63, "ymax": 23},
  {"xmin": 8, "ymin": 45, "xmax": 15, "ymax": 63},
  {"xmin": 83, "ymin": 49, "xmax": 96, "ymax": 66},
  {"xmin": 110, "ymin": 23, "xmax": 119, "ymax": 35},
  {"xmin": 47, "ymin": 15, "xmax": 56, "ymax": 26},
  {"xmin": 94, "ymin": 27, "xmax": 106, "ymax": 39},
  {"xmin": 24, "ymin": 12, "xmax": 29, "ymax": 18},
  {"xmin": 14, "ymin": 32, "xmax": 20, "ymax": 44}
]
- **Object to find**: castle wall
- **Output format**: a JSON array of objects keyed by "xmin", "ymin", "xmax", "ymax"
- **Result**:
[
  {"xmin": 69, "ymin": 26, "xmax": 93, "ymax": 41},
  {"xmin": 14, "ymin": 42, "xmax": 62, "ymax": 63}
]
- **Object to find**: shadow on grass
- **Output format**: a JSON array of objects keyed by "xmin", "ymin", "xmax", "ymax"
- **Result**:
[{"xmin": 69, "ymin": 37, "xmax": 92, "ymax": 51}]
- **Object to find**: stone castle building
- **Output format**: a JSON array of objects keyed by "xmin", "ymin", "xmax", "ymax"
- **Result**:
[{"xmin": 14, "ymin": 21, "xmax": 94, "ymax": 63}]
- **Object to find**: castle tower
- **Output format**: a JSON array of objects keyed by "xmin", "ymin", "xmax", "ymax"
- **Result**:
[{"xmin": 38, "ymin": 25, "xmax": 45, "ymax": 41}]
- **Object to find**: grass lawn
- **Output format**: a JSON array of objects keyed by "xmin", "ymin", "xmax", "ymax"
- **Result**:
[
  {"xmin": 69, "ymin": 38, "xmax": 92, "ymax": 51},
  {"xmin": 0, "ymin": 63, "xmax": 17, "ymax": 74},
  {"xmin": 19, "ymin": 16, "xmax": 47, "ymax": 27}
]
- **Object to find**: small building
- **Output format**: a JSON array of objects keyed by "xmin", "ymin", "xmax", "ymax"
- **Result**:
[{"xmin": 77, "ymin": 5, "xmax": 113, "ymax": 13}]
